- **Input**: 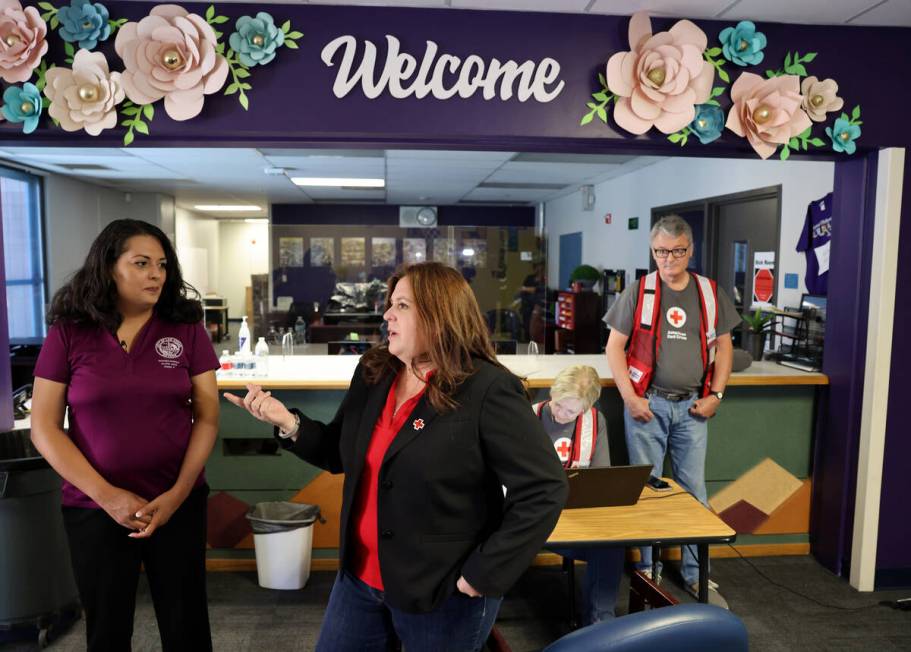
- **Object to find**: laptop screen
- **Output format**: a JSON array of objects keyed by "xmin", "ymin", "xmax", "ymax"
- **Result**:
[{"xmin": 800, "ymin": 294, "xmax": 827, "ymax": 320}]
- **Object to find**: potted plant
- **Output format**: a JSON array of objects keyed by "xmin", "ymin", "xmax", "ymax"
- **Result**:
[
  {"xmin": 569, "ymin": 264, "xmax": 601, "ymax": 291},
  {"xmin": 740, "ymin": 309, "xmax": 774, "ymax": 361}
]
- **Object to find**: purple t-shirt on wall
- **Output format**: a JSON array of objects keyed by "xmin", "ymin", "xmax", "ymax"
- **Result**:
[
  {"xmin": 796, "ymin": 192, "xmax": 832, "ymax": 296},
  {"xmin": 34, "ymin": 315, "xmax": 220, "ymax": 508}
]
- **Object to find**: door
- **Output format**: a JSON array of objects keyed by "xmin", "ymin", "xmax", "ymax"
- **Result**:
[
  {"xmin": 713, "ymin": 192, "xmax": 780, "ymax": 314},
  {"xmin": 559, "ymin": 232, "xmax": 582, "ymax": 291}
]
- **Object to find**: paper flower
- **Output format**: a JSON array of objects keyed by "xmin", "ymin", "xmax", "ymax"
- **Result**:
[
  {"xmin": 114, "ymin": 4, "xmax": 228, "ymax": 121},
  {"xmin": 44, "ymin": 49, "xmax": 124, "ymax": 135},
  {"xmin": 606, "ymin": 11, "xmax": 714, "ymax": 135},
  {"xmin": 826, "ymin": 117, "xmax": 861, "ymax": 154},
  {"xmin": 229, "ymin": 12, "xmax": 284, "ymax": 68},
  {"xmin": 0, "ymin": 0, "xmax": 48, "ymax": 83},
  {"xmin": 800, "ymin": 76, "xmax": 843, "ymax": 123},
  {"xmin": 2, "ymin": 82, "xmax": 41, "ymax": 133},
  {"xmin": 719, "ymin": 21, "xmax": 767, "ymax": 67},
  {"xmin": 689, "ymin": 104, "xmax": 725, "ymax": 144},
  {"xmin": 57, "ymin": 0, "xmax": 111, "ymax": 50},
  {"xmin": 725, "ymin": 73, "xmax": 812, "ymax": 159}
]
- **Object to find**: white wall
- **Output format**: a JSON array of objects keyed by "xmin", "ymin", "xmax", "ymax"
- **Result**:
[
  {"xmin": 43, "ymin": 173, "xmax": 166, "ymax": 295},
  {"xmin": 218, "ymin": 221, "xmax": 269, "ymax": 317},
  {"xmin": 175, "ymin": 207, "xmax": 220, "ymax": 296},
  {"xmin": 545, "ymin": 157, "xmax": 834, "ymax": 309}
]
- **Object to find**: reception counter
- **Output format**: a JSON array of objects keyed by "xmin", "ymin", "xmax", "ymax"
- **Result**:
[{"xmin": 207, "ymin": 355, "xmax": 826, "ymax": 568}]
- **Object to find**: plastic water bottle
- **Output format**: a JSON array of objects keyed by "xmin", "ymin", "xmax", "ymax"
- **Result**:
[
  {"xmin": 218, "ymin": 350, "xmax": 233, "ymax": 378},
  {"xmin": 294, "ymin": 316, "xmax": 307, "ymax": 344},
  {"xmin": 238, "ymin": 315, "xmax": 251, "ymax": 354},
  {"xmin": 254, "ymin": 337, "xmax": 269, "ymax": 377}
]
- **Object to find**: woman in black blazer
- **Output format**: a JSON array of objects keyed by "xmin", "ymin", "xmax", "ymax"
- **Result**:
[{"xmin": 226, "ymin": 262, "xmax": 567, "ymax": 651}]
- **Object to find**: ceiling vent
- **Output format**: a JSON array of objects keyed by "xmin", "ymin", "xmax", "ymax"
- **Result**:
[{"xmin": 399, "ymin": 206, "xmax": 438, "ymax": 228}]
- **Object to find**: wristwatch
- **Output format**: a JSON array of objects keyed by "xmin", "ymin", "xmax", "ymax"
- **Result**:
[
  {"xmin": 711, "ymin": 391, "xmax": 724, "ymax": 401},
  {"xmin": 278, "ymin": 412, "xmax": 301, "ymax": 439}
]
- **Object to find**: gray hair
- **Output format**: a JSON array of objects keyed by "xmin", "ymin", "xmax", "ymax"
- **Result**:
[{"xmin": 650, "ymin": 214, "xmax": 693, "ymax": 245}]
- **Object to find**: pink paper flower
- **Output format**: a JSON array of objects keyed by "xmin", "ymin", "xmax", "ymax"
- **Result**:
[
  {"xmin": 114, "ymin": 4, "xmax": 228, "ymax": 121},
  {"xmin": 0, "ymin": 0, "xmax": 48, "ymax": 84},
  {"xmin": 44, "ymin": 49, "xmax": 125, "ymax": 136},
  {"xmin": 606, "ymin": 12, "xmax": 714, "ymax": 135},
  {"xmin": 725, "ymin": 73, "xmax": 812, "ymax": 159}
]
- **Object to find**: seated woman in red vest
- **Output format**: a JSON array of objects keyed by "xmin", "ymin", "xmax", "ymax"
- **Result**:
[{"xmin": 536, "ymin": 365, "xmax": 625, "ymax": 623}]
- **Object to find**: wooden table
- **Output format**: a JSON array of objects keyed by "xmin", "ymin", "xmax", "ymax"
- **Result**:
[{"xmin": 546, "ymin": 479, "xmax": 736, "ymax": 618}]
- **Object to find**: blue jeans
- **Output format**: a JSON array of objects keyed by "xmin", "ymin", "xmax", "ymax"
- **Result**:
[
  {"xmin": 315, "ymin": 570, "xmax": 502, "ymax": 652},
  {"xmin": 624, "ymin": 392, "xmax": 709, "ymax": 586},
  {"xmin": 552, "ymin": 546, "xmax": 625, "ymax": 623}
]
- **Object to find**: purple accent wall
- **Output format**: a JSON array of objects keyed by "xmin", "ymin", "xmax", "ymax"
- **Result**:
[
  {"xmin": 876, "ymin": 156, "xmax": 911, "ymax": 586},
  {"xmin": 0, "ymin": 202, "xmax": 13, "ymax": 431},
  {"xmin": 0, "ymin": 4, "xmax": 908, "ymax": 151}
]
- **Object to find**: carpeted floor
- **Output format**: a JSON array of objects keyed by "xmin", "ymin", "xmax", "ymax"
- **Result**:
[{"xmin": 2, "ymin": 556, "xmax": 909, "ymax": 651}]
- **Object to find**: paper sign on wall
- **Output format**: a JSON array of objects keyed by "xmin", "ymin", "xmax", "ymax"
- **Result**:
[{"xmin": 752, "ymin": 251, "xmax": 775, "ymax": 309}]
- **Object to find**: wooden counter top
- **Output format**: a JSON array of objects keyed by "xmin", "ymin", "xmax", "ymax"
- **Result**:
[{"xmin": 217, "ymin": 355, "xmax": 828, "ymax": 391}]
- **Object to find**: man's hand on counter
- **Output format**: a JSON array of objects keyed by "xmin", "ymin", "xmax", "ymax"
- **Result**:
[{"xmin": 224, "ymin": 384, "xmax": 296, "ymax": 432}]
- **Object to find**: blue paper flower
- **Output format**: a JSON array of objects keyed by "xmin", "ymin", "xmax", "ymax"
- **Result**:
[
  {"xmin": 2, "ymin": 83, "xmax": 42, "ymax": 134},
  {"xmin": 58, "ymin": 0, "xmax": 111, "ymax": 50},
  {"xmin": 229, "ymin": 12, "xmax": 285, "ymax": 68},
  {"xmin": 688, "ymin": 104, "xmax": 725, "ymax": 144},
  {"xmin": 825, "ymin": 118, "xmax": 861, "ymax": 154},
  {"xmin": 719, "ymin": 21, "xmax": 767, "ymax": 67}
]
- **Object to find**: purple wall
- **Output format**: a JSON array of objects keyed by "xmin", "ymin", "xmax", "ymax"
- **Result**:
[{"xmin": 876, "ymin": 158, "xmax": 911, "ymax": 587}]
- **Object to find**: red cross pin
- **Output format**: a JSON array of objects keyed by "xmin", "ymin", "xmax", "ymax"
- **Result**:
[{"xmin": 413, "ymin": 418, "xmax": 425, "ymax": 431}]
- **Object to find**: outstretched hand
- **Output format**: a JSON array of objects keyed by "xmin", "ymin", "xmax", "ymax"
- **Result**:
[{"xmin": 224, "ymin": 384, "xmax": 296, "ymax": 432}]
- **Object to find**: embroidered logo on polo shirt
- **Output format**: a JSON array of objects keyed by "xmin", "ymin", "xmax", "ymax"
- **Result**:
[{"xmin": 155, "ymin": 337, "xmax": 183, "ymax": 368}]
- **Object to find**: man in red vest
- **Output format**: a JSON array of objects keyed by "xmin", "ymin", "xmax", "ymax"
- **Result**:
[{"xmin": 605, "ymin": 215, "xmax": 739, "ymax": 608}]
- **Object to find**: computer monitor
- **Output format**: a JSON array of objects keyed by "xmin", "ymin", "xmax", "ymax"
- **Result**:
[{"xmin": 800, "ymin": 294, "xmax": 827, "ymax": 321}]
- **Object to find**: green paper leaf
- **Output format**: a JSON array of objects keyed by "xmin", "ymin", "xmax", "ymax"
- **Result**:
[
  {"xmin": 120, "ymin": 120, "xmax": 132, "ymax": 127},
  {"xmin": 765, "ymin": 70, "xmax": 776, "ymax": 78},
  {"xmin": 711, "ymin": 86, "xmax": 725, "ymax": 98},
  {"xmin": 281, "ymin": 20, "xmax": 291, "ymax": 33},
  {"xmin": 593, "ymin": 91, "xmax": 608, "ymax": 102},
  {"xmin": 216, "ymin": 43, "xmax": 225, "ymax": 55},
  {"xmin": 205, "ymin": 5, "xmax": 215, "ymax": 21},
  {"xmin": 133, "ymin": 121, "xmax": 149, "ymax": 135},
  {"xmin": 788, "ymin": 137, "xmax": 799, "ymax": 148},
  {"xmin": 809, "ymin": 138, "xmax": 824, "ymax": 147},
  {"xmin": 706, "ymin": 47, "xmax": 722, "ymax": 57},
  {"xmin": 64, "ymin": 42, "xmax": 75, "ymax": 56},
  {"xmin": 840, "ymin": 112, "xmax": 849, "ymax": 121},
  {"xmin": 851, "ymin": 105, "xmax": 861, "ymax": 121},
  {"xmin": 235, "ymin": 67, "xmax": 251, "ymax": 79},
  {"xmin": 123, "ymin": 130, "xmax": 134, "ymax": 147},
  {"xmin": 780, "ymin": 146, "xmax": 791, "ymax": 161},
  {"xmin": 580, "ymin": 112, "xmax": 594, "ymax": 126},
  {"xmin": 287, "ymin": 31, "xmax": 303, "ymax": 40},
  {"xmin": 586, "ymin": 102, "xmax": 596, "ymax": 110},
  {"xmin": 239, "ymin": 83, "xmax": 251, "ymax": 90},
  {"xmin": 668, "ymin": 133, "xmax": 683, "ymax": 143},
  {"xmin": 50, "ymin": 15, "xmax": 59, "ymax": 29},
  {"xmin": 789, "ymin": 63, "xmax": 807, "ymax": 76},
  {"xmin": 142, "ymin": 104, "xmax": 154, "ymax": 120},
  {"xmin": 214, "ymin": 31, "xmax": 223, "ymax": 40},
  {"xmin": 717, "ymin": 67, "xmax": 730, "ymax": 83},
  {"xmin": 239, "ymin": 93, "xmax": 249, "ymax": 111},
  {"xmin": 120, "ymin": 106, "xmax": 140, "ymax": 116},
  {"xmin": 598, "ymin": 72, "xmax": 607, "ymax": 88},
  {"xmin": 212, "ymin": 15, "xmax": 229, "ymax": 24},
  {"xmin": 802, "ymin": 52, "xmax": 817, "ymax": 62},
  {"xmin": 283, "ymin": 40, "xmax": 298, "ymax": 49},
  {"xmin": 798, "ymin": 126, "xmax": 812, "ymax": 138},
  {"xmin": 224, "ymin": 82, "xmax": 239, "ymax": 95},
  {"xmin": 705, "ymin": 98, "xmax": 720, "ymax": 107},
  {"xmin": 596, "ymin": 105, "xmax": 607, "ymax": 122},
  {"xmin": 38, "ymin": 2, "xmax": 55, "ymax": 10},
  {"xmin": 784, "ymin": 52, "xmax": 792, "ymax": 69}
]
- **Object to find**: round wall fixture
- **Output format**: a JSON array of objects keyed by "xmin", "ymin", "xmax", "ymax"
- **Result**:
[{"xmin": 416, "ymin": 206, "xmax": 438, "ymax": 226}]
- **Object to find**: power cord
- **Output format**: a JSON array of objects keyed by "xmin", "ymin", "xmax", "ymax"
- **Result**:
[{"xmin": 725, "ymin": 543, "xmax": 887, "ymax": 612}]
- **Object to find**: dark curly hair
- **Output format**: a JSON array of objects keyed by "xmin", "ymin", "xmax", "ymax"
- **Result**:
[{"xmin": 47, "ymin": 219, "xmax": 203, "ymax": 332}]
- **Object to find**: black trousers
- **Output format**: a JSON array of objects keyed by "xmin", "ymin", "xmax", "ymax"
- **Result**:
[{"xmin": 62, "ymin": 485, "xmax": 212, "ymax": 652}]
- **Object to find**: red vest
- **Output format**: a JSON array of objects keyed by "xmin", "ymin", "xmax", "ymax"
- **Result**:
[
  {"xmin": 532, "ymin": 401, "xmax": 597, "ymax": 469},
  {"xmin": 625, "ymin": 271, "xmax": 719, "ymax": 398}
]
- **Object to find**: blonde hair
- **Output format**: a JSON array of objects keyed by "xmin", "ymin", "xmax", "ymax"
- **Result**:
[{"xmin": 549, "ymin": 365, "xmax": 602, "ymax": 411}]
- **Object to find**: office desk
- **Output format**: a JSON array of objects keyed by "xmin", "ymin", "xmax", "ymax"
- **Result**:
[{"xmin": 546, "ymin": 479, "xmax": 736, "ymax": 609}]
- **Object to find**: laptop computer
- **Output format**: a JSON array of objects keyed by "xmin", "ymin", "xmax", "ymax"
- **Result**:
[{"xmin": 564, "ymin": 464, "xmax": 653, "ymax": 509}]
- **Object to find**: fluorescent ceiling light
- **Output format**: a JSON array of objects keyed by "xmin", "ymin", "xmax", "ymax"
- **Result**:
[
  {"xmin": 194, "ymin": 204, "xmax": 262, "ymax": 211},
  {"xmin": 462, "ymin": 248, "xmax": 475, "ymax": 257},
  {"xmin": 290, "ymin": 177, "xmax": 385, "ymax": 188}
]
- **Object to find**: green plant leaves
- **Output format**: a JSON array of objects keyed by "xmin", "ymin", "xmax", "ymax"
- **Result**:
[
  {"xmin": 120, "ymin": 101, "xmax": 154, "ymax": 147},
  {"xmin": 579, "ymin": 72, "xmax": 614, "ymax": 126}
]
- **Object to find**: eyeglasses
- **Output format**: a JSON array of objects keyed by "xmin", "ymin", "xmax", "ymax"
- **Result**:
[{"xmin": 652, "ymin": 247, "xmax": 689, "ymax": 259}]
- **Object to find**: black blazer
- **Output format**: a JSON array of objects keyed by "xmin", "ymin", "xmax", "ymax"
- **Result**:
[{"xmin": 276, "ymin": 358, "xmax": 568, "ymax": 613}]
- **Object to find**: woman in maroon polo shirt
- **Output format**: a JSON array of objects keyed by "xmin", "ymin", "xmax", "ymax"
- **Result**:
[
  {"xmin": 30, "ymin": 219, "xmax": 220, "ymax": 652},
  {"xmin": 226, "ymin": 262, "xmax": 568, "ymax": 652}
]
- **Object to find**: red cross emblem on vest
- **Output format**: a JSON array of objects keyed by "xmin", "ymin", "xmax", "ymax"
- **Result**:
[
  {"xmin": 666, "ymin": 306, "xmax": 687, "ymax": 328},
  {"xmin": 554, "ymin": 437, "xmax": 572, "ymax": 462},
  {"xmin": 413, "ymin": 418, "xmax": 425, "ymax": 431}
]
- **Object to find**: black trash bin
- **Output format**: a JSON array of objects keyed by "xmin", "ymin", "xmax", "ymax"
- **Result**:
[{"xmin": 0, "ymin": 429, "xmax": 81, "ymax": 647}]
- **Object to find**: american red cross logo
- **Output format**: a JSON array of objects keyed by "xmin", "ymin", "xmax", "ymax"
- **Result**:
[
  {"xmin": 413, "ymin": 418, "xmax": 425, "ymax": 431},
  {"xmin": 666, "ymin": 307, "xmax": 687, "ymax": 328},
  {"xmin": 554, "ymin": 437, "xmax": 572, "ymax": 461}
]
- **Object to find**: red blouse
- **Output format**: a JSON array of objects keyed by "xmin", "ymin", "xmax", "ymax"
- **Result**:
[{"xmin": 350, "ymin": 372, "xmax": 428, "ymax": 590}]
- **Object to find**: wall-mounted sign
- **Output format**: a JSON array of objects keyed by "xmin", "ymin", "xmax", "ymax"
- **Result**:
[
  {"xmin": 628, "ymin": 217, "xmax": 639, "ymax": 230},
  {"xmin": 752, "ymin": 251, "xmax": 775, "ymax": 308},
  {"xmin": 321, "ymin": 35, "xmax": 565, "ymax": 102}
]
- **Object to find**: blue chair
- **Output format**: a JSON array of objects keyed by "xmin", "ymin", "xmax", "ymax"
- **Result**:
[{"xmin": 541, "ymin": 604, "xmax": 748, "ymax": 652}]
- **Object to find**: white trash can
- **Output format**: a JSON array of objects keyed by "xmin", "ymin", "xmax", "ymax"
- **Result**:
[{"xmin": 246, "ymin": 502, "xmax": 321, "ymax": 590}]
